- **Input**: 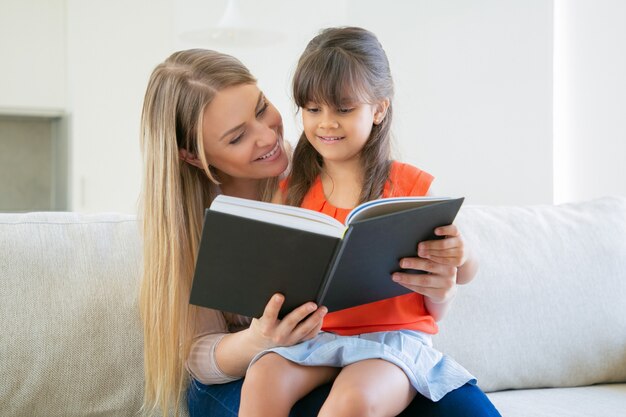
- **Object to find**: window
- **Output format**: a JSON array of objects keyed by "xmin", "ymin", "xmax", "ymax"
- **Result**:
[{"xmin": 0, "ymin": 114, "xmax": 68, "ymax": 211}]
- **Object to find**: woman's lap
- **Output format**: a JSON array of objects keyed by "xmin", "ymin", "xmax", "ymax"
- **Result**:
[
  {"xmin": 187, "ymin": 378, "xmax": 501, "ymax": 417},
  {"xmin": 400, "ymin": 382, "xmax": 501, "ymax": 417}
]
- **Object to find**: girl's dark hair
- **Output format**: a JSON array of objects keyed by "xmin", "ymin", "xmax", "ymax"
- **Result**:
[{"xmin": 286, "ymin": 26, "xmax": 394, "ymax": 207}]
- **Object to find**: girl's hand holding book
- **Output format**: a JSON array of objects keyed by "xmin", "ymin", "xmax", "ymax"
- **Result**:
[
  {"xmin": 417, "ymin": 225, "xmax": 468, "ymax": 268},
  {"xmin": 418, "ymin": 224, "xmax": 479, "ymax": 286},
  {"xmin": 392, "ymin": 223, "xmax": 478, "ymax": 309},
  {"xmin": 392, "ymin": 224, "xmax": 468, "ymax": 304},
  {"xmin": 392, "ymin": 254, "xmax": 458, "ymax": 305}
]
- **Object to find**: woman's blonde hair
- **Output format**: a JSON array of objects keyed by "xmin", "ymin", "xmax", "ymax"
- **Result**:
[
  {"xmin": 286, "ymin": 27, "xmax": 394, "ymax": 207},
  {"xmin": 139, "ymin": 49, "xmax": 276, "ymax": 416}
]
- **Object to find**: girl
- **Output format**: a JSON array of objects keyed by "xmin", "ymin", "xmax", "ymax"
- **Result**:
[
  {"xmin": 240, "ymin": 27, "xmax": 492, "ymax": 417},
  {"xmin": 139, "ymin": 47, "xmax": 499, "ymax": 417}
]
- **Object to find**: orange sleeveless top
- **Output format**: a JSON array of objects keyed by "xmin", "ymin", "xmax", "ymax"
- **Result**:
[{"xmin": 283, "ymin": 162, "xmax": 437, "ymax": 336}]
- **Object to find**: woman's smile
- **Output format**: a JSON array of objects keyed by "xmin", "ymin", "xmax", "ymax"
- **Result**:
[{"xmin": 254, "ymin": 139, "xmax": 282, "ymax": 162}]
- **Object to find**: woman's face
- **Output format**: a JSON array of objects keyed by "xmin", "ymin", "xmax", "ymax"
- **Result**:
[{"xmin": 201, "ymin": 83, "xmax": 288, "ymax": 182}]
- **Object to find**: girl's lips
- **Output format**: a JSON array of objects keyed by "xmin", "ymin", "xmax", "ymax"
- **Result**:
[
  {"xmin": 318, "ymin": 136, "xmax": 345, "ymax": 143},
  {"xmin": 254, "ymin": 139, "xmax": 282, "ymax": 162}
]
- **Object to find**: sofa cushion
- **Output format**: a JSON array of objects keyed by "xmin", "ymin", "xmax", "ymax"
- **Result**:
[
  {"xmin": 487, "ymin": 383, "xmax": 626, "ymax": 417},
  {"xmin": 433, "ymin": 197, "xmax": 626, "ymax": 392},
  {"xmin": 0, "ymin": 212, "xmax": 146, "ymax": 417}
]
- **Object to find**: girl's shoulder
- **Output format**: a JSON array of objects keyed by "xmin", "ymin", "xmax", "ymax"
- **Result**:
[{"xmin": 386, "ymin": 161, "xmax": 435, "ymax": 197}]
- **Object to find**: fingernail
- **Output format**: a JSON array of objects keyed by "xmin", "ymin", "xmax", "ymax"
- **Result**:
[
  {"xmin": 392, "ymin": 274, "xmax": 401, "ymax": 282},
  {"xmin": 308, "ymin": 303, "xmax": 317, "ymax": 311}
]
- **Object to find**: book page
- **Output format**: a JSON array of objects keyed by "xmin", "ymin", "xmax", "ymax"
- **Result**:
[
  {"xmin": 346, "ymin": 196, "xmax": 453, "ymax": 224},
  {"xmin": 211, "ymin": 195, "xmax": 346, "ymax": 238}
]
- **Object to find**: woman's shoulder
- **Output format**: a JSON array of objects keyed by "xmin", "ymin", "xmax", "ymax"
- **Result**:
[{"xmin": 387, "ymin": 161, "xmax": 435, "ymax": 197}]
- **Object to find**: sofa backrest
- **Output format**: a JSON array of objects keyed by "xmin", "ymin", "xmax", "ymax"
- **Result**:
[
  {"xmin": 433, "ymin": 196, "xmax": 626, "ymax": 392},
  {"xmin": 2, "ymin": 197, "xmax": 626, "ymax": 416},
  {"xmin": 0, "ymin": 212, "xmax": 152, "ymax": 417}
]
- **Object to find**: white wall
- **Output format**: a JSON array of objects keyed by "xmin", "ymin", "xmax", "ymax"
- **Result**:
[
  {"xmin": 66, "ymin": 0, "xmax": 174, "ymax": 211},
  {"xmin": 369, "ymin": 1, "xmax": 553, "ymax": 205},
  {"xmin": 554, "ymin": 0, "xmax": 626, "ymax": 203},
  {"xmin": 0, "ymin": 0, "xmax": 66, "ymax": 112},
  {"xmin": 177, "ymin": 0, "xmax": 554, "ymax": 207},
  {"xmin": 4, "ymin": 0, "xmax": 623, "ymax": 213}
]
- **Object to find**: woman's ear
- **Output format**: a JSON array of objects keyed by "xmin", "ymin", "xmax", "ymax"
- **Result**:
[
  {"xmin": 373, "ymin": 98, "xmax": 390, "ymax": 125},
  {"xmin": 179, "ymin": 149, "xmax": 204, "ymax": 169}
]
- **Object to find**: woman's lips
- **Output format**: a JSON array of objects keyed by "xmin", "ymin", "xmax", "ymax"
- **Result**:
[{"xmin": 254, "ymin": 139, "xmax": 281, "ymax": 162}]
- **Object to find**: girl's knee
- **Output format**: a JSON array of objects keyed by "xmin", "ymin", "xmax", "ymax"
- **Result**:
[
  {"xmin": 323, "ymin": 386, "xmax": 378, "ymax": 417},
  {"xmin": 243, "ymin": 353, "xmax": 290, "ymax": 390}
]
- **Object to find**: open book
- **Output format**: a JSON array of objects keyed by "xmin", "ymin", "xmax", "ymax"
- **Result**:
[{"xmin": 190, "ymin": 195, "xmax": 464, "ymax": 318}]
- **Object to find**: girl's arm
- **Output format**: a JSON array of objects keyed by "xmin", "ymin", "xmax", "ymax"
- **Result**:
[{"xmin": 456, "ymin": 248, "xmax": 479, "ymax": 285}]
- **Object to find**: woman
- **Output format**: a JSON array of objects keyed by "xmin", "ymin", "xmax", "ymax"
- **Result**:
[{"xmin": 139, "ymin": 49, "xmax": 499, "ymax": 417}]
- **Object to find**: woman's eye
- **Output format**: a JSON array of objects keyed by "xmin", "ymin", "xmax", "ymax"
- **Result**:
[
  {"xmin": 256, "ymin": 102, "xmax": 268, "ymax": 118},
  {"xmin": 229, "ymin": 132, "xmax": 244, "ymax": 145}
]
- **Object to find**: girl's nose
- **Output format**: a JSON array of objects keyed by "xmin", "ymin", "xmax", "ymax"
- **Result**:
[{"xmin": 319, "ymin": 112, "xmax": 339, "ymax": 129}]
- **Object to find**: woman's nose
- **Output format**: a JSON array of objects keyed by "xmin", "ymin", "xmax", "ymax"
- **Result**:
[{"xmin": 255, "ymin": 122, "xmax": 277, "ymax": 146}]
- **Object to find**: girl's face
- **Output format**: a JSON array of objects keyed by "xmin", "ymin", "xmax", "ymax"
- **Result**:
[
  {"xmin": 201, "ymin": 83, "xmax": 288, "ymax": 182},
  {"xmin": 301, "ymin": 99, "xmax": 383, "ymax": 164}
]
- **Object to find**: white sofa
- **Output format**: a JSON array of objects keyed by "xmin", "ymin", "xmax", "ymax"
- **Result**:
[{"xmin": 1, "ymin": 197, "xmax": 625, "ymax": 416}]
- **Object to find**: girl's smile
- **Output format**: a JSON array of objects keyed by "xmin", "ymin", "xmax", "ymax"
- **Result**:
[{"xmin": 317, "ymin": 136, "xmax": 346, "ymax": 143}]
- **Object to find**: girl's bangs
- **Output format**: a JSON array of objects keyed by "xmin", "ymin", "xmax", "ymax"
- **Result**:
[{"xmin": 294, "ymin": 49, "xmax": 372, "ymax": 108}]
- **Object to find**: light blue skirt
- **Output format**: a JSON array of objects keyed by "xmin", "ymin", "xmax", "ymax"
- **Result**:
[{"xmin": 249, "ymin": 330, "xmax": 476, "ymax": 402}]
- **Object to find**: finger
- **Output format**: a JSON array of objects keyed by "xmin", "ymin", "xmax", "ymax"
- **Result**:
[
  {"xmin": 296, "ymin": 306, "xmax": 327, "ymax": 341},
  {"xmin": 302, "ymin": 322, "xmax": 323, "ymax": 341},
  {"xmin": 424, "ymin": 254, "xmax": 464, "ymax": 266},
  {"xmin": 260, "ymin": 293, "xmax": 284, "ymax": 322},
  {"xmin": 392, "ymin": 271, "xmax": 451, "ymax": 290},
  {"xmin": 418, "ymin": 248, "xmax": 462, "ymax": 263},
  {"xmin": 399, "ymin": 257, "xmax": 449, "ymax": 275},
  {"xmin": 434, "ymin": 224, "xmax": 459, "ymax": 237},
  {"xmin": 417, "ymin": 246, "xmax": 464, "ymax": 260},
  {"xmin": 418, "ymin": 236, "xmax": 462, "ymax": 252},
  {"xmin": 279, "ymin": 301, "xmax": 319, "ymax": 331}
]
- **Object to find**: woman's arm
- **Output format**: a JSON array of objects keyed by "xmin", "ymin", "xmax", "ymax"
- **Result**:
[
  {"xmin": 186, "ymin": 308, "xmax": 244, "ymax": 384},
  {"xmin": 188, "ymin": 295, "xmax": 327, "ymax": 384},
  {"xmin": 215, "ymin": 294, "xmax": 326, "ymax": 376}
]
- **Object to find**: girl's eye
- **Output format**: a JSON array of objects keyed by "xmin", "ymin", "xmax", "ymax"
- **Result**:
[
  {"xmin": 338, "ymin": 107, "xmax": 354, "ymax": 114},
  {"xmin": 306, "ymin": 107, "xmax": 319, "ymax": 113}
]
